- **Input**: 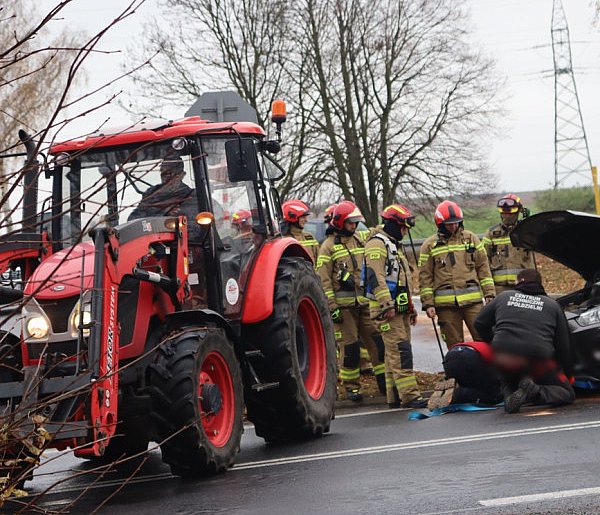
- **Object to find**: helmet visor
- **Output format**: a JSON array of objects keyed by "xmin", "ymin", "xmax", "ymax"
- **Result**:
[{"xmin": 497, "ymin": 198, "xmax": 520, "ymax": 213}]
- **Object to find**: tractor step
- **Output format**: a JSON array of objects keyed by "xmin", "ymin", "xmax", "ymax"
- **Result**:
[
  {"xmin": 251, "ymin": 382, "xmax": 279, "ymax": 392},
  {"xmin": 244, "ymin": 350, "xmax": 264, "ymax": 358}
]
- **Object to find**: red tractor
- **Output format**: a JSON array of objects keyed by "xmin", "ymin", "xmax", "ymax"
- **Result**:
[{"xmin": 0, "ymin": 103, "xmax": 336, "ymax": 479}]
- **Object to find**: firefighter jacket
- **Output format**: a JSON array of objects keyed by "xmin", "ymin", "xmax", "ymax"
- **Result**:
[
  {"xmin": 364, "ymin": 228, "xmax": 414, "ymax": 320},
  {"xmin": 316, "ymin": 233, "xmax": 368, "ymax": 311},
  {"xmin": 482, "ymin": 223, "xmax": 535, "ymax": 287},
  {"xmin": 287, "ymin": 224, "xmax": 319, "ymax": 263},
  {"xmin": 418, "ymin": 228, "xmax": 495, "ymax": 309}
]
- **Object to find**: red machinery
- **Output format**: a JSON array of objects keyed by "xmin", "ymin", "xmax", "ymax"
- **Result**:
[{"xmin": 0, "ymin": 108, "xmax": 336, "ymax": 478}]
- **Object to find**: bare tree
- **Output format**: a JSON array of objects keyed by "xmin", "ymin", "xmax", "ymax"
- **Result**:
[{"xmin": 129, "ymin": 0, "xmax": 502, "ymax": 222}]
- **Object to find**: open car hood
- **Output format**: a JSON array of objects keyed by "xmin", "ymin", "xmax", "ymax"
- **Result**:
[{"xmin": 511, "ymin": 210, "xmax": 600, "ymax": 282}]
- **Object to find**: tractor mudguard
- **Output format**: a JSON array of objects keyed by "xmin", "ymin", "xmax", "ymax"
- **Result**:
[
  {"xmin": 165, "ymin": 309, "xmax": 237, "ymax": 344},
  {"xmin": 242, "ymin": 237, "xmax": 311, "ymax": 324}
]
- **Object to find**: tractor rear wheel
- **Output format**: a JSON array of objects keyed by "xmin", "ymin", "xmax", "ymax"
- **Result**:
[
  {"xmin": 244, "ymin": 257, "xmax": 336, "ymax": 442},
  {"xmin": 148, "ymin": 327, "xmax": 243, "ymax": 477}
]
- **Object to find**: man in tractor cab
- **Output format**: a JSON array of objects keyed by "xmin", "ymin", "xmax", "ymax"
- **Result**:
[
  {"xmin": 231, "ymin": 209, "xmax": 253, "ymax": 237},
  {"xmin": 483, "ymin": 194, "xmax": 535, "ymax": 294},
  {"xmin": 317, "ymin": 201, "xmax": 386, "ymax": 401},
  {"xmin": 281, "ymin": 199, "xmax": 319, "ymax": 262},
  {"xmin": 128, "ymin": 156, "xmax": 197, "ymax": 222}
]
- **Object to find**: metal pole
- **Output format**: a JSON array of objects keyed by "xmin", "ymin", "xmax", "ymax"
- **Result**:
[
  {"xmin": 592, "ymin": 166, "xmax": 600, "ymax": 215},
  {"xmin": 431, "ymin": 319, "xmax": 445, "ymax": 360}
]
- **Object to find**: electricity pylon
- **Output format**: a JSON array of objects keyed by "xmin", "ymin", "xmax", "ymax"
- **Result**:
[{"xmin": 551, "ymin": 0, "xmax": 593, "ymax": 188}]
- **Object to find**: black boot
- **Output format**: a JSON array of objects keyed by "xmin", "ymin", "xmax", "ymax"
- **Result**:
[
  {"xmin": 504, "ymin": 378, "xmax": 540, "ymax": 414},
  {"xmin": 376, "ymin": 373, "xmax": 386, "ymax": 395},
  {"xmin": 402, "ymin": 396, "xmax": 428, "ymax": 409},
  {"xmin": 346, "ymin": 388, "xmax": 363, "ymax": 402}
]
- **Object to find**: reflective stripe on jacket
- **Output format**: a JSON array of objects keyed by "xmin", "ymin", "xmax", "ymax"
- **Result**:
[
  {"xmin": 482, "ymin": 223, "xmax": 535, "ymax": 286},
  {"xmin": 418, "ymin": 228, "xmax": 495, "ymax": 308},
  {"xmin": 317, "ymin": 233, "xmax": 368, "ymax": 310},
  {"xmin": 288, "ymin": 225, "xmax": 319, "ymax": 263}
]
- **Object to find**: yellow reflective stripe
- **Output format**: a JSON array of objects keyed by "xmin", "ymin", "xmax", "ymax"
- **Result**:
[
  {"xmin": 494, "ymin": 275, "xmax": 517, "ymax": 283},
  {"xmin": 434, "ymin": 294, "xmax": 456, "ymax": 303},
  {"xmin": 396, "ymin": 376, "xmax": 418, "ymax": 389},
  {"xmin": 316, "ymin": 255, "xmax": 331, "ymax": 268},
  {"xmin": 373, "ymin": 364, "xmax": 385, "ymax": 375},
  {"xmin": 456, "ymin": 291, "xmax": 483, "ymax": 303},
  {"xmin": 340, "ymin": 369, "xmax": 360, "ymax": 380},
  {"xmin": 386, "ymin": 378, "xmax": 395, "ymax": 387},
  {"xmin": 482, "ymin": 237, "xmax": 492, "ymax": 245},
  {"xmin": 375, "ymin": 290, "xmax": 390, "ymax": 299},
  {"xmin": 360, "ymin": 347, "xmax": 369, "ymax": 359},
  {"xmin": 430, "ymin": 244, "xmax": 478, "ymax": 257},
  {"xmin": 334, "ymin": 331, "xmax": 342, "ymax": 339},
  {"xmin": 350, "ymin": 248, "xmax": 364, "ymax": 255},
  {"xmin": 336, "ymin": 297, "xmax": 356, "ymax": 306},
  {"xmin": 420, "ymin": 288, "xmax": 434, "ymax": 295},
  {"xmin": 476, "ymin": 242, "xmax": 485, "ymax": 251},
  {"xmin": 490, "ymin": 237, "xmax": 511, "ymax": 245},
  {"xmin": 480, "ymin": 277, "xmax": 495, "ymax": 287},
  {"xmin": 301, "ymin": 240, "xmax": 319, "ymax": 247},
  {"xmin": 418, "ymin": 252, "xmax": 430, "ymax": 267},
  {"xmin": 366, "ymin": 250, "xmax": 383, "ymax": 259},
  {"xmin": 324, "ymin": 290, "xmax": 335, "ymax": 298},
  {"xmin": 368, "ymin": 300, "xmax": 380, "ymax": 309},
  {"xmin": 331, "ymin": 249, "xmax": 350, "ymax": 260}
]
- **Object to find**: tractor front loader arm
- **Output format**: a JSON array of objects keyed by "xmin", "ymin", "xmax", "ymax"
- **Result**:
[{"xmin": 81, "ymin": 216, "xmax": 188, "ymax": 457}]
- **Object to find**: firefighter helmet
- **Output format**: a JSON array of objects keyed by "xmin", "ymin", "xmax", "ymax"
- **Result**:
[
  {"xmin": 324, "ymin": 203, "xmax": 338, "ymax": 224},
  {"xmin": 331, "ymin": 201, "xmax": 364, "ymax": 231},
  {"xmin": 232, "ymin": 209, "xmax": 252, "ymax": 225},
  {"xmin": 497, "ymin": 193, "xmax": 523, "ymax": 214},
  {"xmin": 282, "ymin": 199, "xmax": 311, "ymax": 223},
  {"xmin": 434, "ymin": 200, "xmax": 463, "ymax": 225},
  {"xmin": 381, "ymin": 204, "xmax": 415, "ymax": 228}
]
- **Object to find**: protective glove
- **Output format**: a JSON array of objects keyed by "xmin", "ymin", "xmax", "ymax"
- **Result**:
[{"xmin": 331, "ymin": 308, "xmax": 343, "ymax": 323}]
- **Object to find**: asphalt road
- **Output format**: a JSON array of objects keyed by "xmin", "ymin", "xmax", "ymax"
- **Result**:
[
  {"xmin": 7, "ymin": 398, "xmax": 600, "ymax": 515},
  {"xmin": 7, "ymin": 302, "xmax": 600, "ymax": 514}
]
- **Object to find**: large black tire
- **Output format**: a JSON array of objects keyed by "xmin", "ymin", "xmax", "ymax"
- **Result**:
[
  {"xmin": 148, "ymin": 327, "xmax": 243, "ymax": 477},
  {"xmin": 244, "ymin": 257, "xmax": 336, "ymax": 442}
]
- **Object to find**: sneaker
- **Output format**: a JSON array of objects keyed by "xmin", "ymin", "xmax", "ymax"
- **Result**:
[
  {"xmin": 402, "ymin": 396, "xmax": 428, "ymax": 409},
  {"xmin": 346, "ymin": 389, "xmax": 363, "ymax": 402},
  {"xmin": 504, "ymin": 378, "xmax": 539, "ymax": 414},
  {"xmin": 427, "ymin": 378, "xmax": 456, "ymax": 410}
]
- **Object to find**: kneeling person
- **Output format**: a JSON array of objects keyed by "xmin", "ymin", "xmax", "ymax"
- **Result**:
[
  {"xmin": 364, "ymin": 204, "xmax": 427, "ymax": 409},
  {"xmin": 474, "ymin": 269, "xmax": 575, "ymax": 413}
]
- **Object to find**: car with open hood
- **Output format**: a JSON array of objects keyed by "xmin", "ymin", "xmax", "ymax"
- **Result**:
[{"xmin": 511, "ymin": 210, "xmax": 600, "ymax": 387}]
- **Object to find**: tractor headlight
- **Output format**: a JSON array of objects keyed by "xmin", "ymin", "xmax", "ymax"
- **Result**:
[
  {"xmin": 578, "ymin": 306, "xmax": 600, "ymax": 327},
  {"xmin": 26, "ymin": 316, "xmax": 50, "ymax": 339},
  {"xmin": 70, "ymin": 298, "xmax": 92, "ymax": 337}
]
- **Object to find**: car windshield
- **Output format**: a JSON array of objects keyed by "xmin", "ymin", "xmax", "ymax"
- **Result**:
[{"xmin": 54, "ymin": 141, "xmax": 196, "ymax": 245}]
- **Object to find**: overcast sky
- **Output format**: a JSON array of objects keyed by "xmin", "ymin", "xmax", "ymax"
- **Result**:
[{"xmin": 38, "ymin": 0, "xmax": 600, "ymax": 193}]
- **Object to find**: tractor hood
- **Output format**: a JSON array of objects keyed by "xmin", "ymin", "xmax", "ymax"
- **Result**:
[
  {"xmin": 24, "ymin": 242, "xmax": 96, "ymax": 299},
  {"xmin": 510, "ymin": 210, "xmax": 600, "ymax": 282}
]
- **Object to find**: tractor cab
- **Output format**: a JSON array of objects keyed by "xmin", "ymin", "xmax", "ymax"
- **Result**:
[{"xmin": 46, "ymin": 117, "xmax": 285, "ymax": 324}]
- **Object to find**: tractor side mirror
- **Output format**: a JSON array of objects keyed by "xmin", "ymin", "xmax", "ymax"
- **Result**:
[{"xmin": 225, "ymin": 138, "xmax": 259, "ymax": 182}]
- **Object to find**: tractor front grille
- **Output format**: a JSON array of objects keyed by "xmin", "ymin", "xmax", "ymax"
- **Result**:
[{"xmin": 38, "ymin": 296, "xmax": 78, "ymax": 334}]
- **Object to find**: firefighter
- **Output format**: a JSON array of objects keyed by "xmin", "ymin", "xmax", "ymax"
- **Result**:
[
  {"xmin": 419, "ymin": 200, "xmax": 495, "ymax": 349},
  {"xmin": 231, "ymin": 209, "xmax": 253, "ymax": 237},
  {"xmin": 316, "ymin": 201, "xmax": 385, "ymax": 401},
  {"xmin": 483, "ymin": 194, "xmax": 535, "ymax": 294},
  {"xmin": 323, "ymin": 203, "xmax": 337, "ymax": 237},
  {"xmin": 281, "ymin": 199, "xmax": 319, "ymax": 262},
  {"xmin": 364, "ymin": 204, "xmax": 427, "ymax": 409}
]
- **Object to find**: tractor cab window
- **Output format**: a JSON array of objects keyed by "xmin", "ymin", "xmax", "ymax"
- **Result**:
[
  {"xmin": 202, "ymin": 137, "xmax": 262, "ymax": 317},
  {"xmin": 55, "ymin": 143, "xmax": 196, "ymax": 245}
]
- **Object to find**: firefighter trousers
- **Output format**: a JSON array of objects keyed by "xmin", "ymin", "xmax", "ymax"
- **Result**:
[
  {"xmin": 334, "ymin": 305, "xmax": 384, "ymax": 392},
  {"xmin": 378, "ymin": 314, "xmax": 420, "ymax": 404},
  {"xmin": 436, "ymin": 303, "xmax": 483, "ymax": 349}
]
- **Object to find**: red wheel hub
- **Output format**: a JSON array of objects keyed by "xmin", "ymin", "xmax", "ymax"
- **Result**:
[
  {"xmin": 198, "ymin": 351, "xmax": 235, "ymax": 447},
  {"xmin": 297, "ymin": 297, "xmax": 327, "ymax": 400}
]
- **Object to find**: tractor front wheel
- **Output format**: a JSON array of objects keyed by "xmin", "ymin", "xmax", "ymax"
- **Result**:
[
  {"xmin": 148, "ymin": 327, "xmax": 243, "ymax": 477},
  {"xmin": 244, "ymin": 257, "xmax": 336, "ymax": 442}
]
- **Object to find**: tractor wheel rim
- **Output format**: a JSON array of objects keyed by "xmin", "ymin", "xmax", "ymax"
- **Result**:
[
  {"xmin": 297, "ymin": 297, "xmax": 327, "ymax": 400},
  {"xmin": 199, "ymin": 351, "xmax": 235, "ymax": 448}
]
